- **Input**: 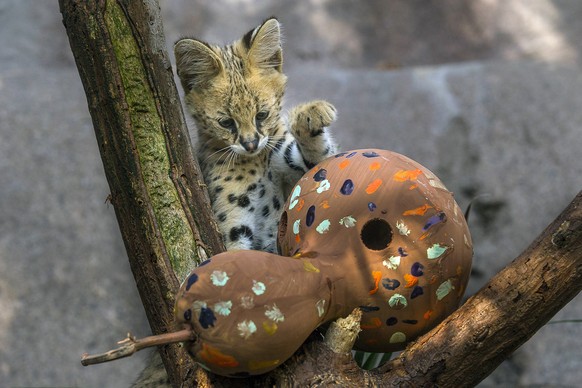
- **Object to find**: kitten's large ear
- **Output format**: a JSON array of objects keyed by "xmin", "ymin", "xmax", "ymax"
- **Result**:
[
  {"xmin": 174, "ymin": 39, "xmax": 223, "ymax": 91},
  {"xmin": 243, "ymin": 17, "xmax": 283, "ymax": 72}
]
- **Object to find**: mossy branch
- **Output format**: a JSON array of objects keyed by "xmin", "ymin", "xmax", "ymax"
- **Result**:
[{"xmin": 60, "ymin": 0, "xmax": 224, "ymax": 386}]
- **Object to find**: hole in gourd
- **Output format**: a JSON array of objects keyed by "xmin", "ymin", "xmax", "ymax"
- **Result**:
[{"xmin": 361, "ymin": 218, "xmax": 392, "ymax": 251}]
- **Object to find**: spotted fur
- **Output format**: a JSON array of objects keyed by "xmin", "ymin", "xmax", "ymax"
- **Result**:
[
  {"xmin": 175, "ymin": 17, "xmax": 338, "ymax": 252},
  {"xmin": 133, "ymin": 18, "xmax": 338, "ymax": 386}
]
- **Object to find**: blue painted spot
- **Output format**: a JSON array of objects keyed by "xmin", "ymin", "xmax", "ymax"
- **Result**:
[
  {"xmin": 306, "ymin": 205, "xmax": 316, "ymax": 227},
  {"xmin": 411, "ymin": 262, "xmax": 424, "ymax": 277},
  {"xmin": 185, "ymin": 273, "xmax": 199, "ymax": 291},
  {"xmin": 184, "ymin": 309, "xmax": 192, "ymax": 321},
  {"xmin": 368, "ymin": 202, "xmax": 376, "ymax": 212},
  {"xmin": 313, "ymin": 168, "xmax": 327, "ymax": 182},
  {"xmin": 403, "ymin": 319, "xmax": 418, "ymax": 324},
  {"xmin": 386, "ymin": 317, "xmax": 398, "ymax": 326},
  {"xmin": 382, "ymin": 278, "xmax": 401, "ymax": 290},
  {"xmin": 362, "ymin": 151, "xmax": 380, "ymax": 158},
  {"xmin": 334, "ymin": 152, "xmax": 348, "ymax": 158},
  {"xmin": 199, "ymin": 259, "xmax": 211, "ymax": 267},
  {"xmin": 398, "ymin": 247, "xmax": 408, "ymax": 257},
  {"xmin": 199, "ymin": 307, "xmax": 217, "ymax": 329},
  {"xmin": 422, "ymin": 212, "xmax": 447, "ymax": 232},
  {"xmin": 346, "ymin": 151, "xmax": 358, "ymax": 158},
  {"xmin": 359, "ymin": 306, "xmax": 380, "ymax": 312},
  {"xmin": 340, "ymin": 179, "xmax": 354, "ymax": 195},
  {"xmin": 411, "ymin": 286, "xmax": 424, "ymax": 299}
]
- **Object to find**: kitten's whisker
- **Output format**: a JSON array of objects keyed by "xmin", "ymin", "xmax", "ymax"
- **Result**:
[
  {"xmin": 227, "ymin": 153, "xmax": 239, "ymax": 176},
  {"xmin": 217, "ymin": 150, "xmax": 235, "ymax": 177},
  {"xmin": 217, "ymin": 147, "xmax": 241, "ymax": 177},
  {"xmin": 217, "ymin": 150, "xmax": 233, "ymax": 167},
  {"xmin": 221, "ymin": 148, "xmax": 238, "ymax": 177},
  {"xmin": 203, "ymin": 145, "xmax": 231, "ymax": 163}
]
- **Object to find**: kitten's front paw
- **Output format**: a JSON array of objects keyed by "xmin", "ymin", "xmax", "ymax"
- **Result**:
[{"xmin": 290, "ymin": 100, "xmax": 337, "ymax": 138}]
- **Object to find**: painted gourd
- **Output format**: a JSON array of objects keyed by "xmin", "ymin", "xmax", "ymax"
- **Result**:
[{"xmin": 174, "ymin": 149, "xmax": 473, "ymax": 377}]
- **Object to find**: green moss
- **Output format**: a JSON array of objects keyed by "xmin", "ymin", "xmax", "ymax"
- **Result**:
[{"xmin": 105, "ymin": 0, "xmax": 196, "ymax": 279}]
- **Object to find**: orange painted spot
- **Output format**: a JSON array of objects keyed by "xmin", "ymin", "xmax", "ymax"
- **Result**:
[
  {"xmin": 423, "ymin": 310, "xmax": 433, "ymax": 320},
  {"xmin": 296, "ymin": 198, "xmax": 305, "ymax": 211},
  {"xmin": 295, "ymin": 234, "xmax": 301, "ymax": 243},
  {"xmin": 394, "ymin": 169, "xmax": 423, "ymax": 182},
  {"xmin": 419, "ymin": 231, "xmax": 436, "ymax": 241},
  {"xmin": 369, "ymin": 161, "xmax": 381, "ymax": 171},
  {"xmin": 339, "ymin": 160, "xmax": 350, "ymax": 169},
  {"xmin": 409, "ymin": 184, "xmax": 418, "ymax": 190},
  {"xmin": 321, "ymin": 200, "xmax": 330, "ymax": 209},
  {"xmin": 403, "ymin": 204, "xmax": 433, "ymax": 216},
  {"xmin": 365, "ymin": 179, "xmax": 383, "ymax": 194},
  {"xmin": 361, "ymin": 317, "xmax": 382, "ymax": 330},
  {"xmin": 403, "ymin": 273, "xmax": 418, "ymax": 288},
  {"xmin": 369, "ymin": 270, "xmax": 382, "ymax": 295},
  {"xmin": 198, "ymin": 343, "xmax": 239, "ymax": 368}
]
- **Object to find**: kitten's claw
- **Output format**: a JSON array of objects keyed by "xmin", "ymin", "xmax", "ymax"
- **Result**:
[{"xmin": 290, "ymin": 100, "xmax": 337, "ymax": 138}]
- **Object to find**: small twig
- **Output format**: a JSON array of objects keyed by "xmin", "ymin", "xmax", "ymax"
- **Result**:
[{"xmin": 81, "ymin": 329, "xmax": 194, "ymax": 366}]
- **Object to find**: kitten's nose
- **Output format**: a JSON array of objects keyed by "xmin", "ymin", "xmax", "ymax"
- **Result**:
[{"xmin": 241, "ymin": 136, "xmax": 260, "ymax": 152}]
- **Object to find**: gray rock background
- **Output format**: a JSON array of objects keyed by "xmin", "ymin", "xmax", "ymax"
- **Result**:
[{"xmin": 1, "ymin": 0, "xmax": 580, "ymax": 386}]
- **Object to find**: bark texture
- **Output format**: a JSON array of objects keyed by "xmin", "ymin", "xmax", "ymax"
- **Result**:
[
  {"xmin": 59, "ymin": 1, "xmax": 225, "ymax": 386},
  {"xmin": 60, "ymin": 0, "xmax": 582, "ymax": 386}
]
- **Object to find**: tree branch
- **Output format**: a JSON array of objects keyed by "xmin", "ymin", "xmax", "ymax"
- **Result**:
[{"xmin": 59, "ymin": 1, "xmax": 224, "ymax": 386}]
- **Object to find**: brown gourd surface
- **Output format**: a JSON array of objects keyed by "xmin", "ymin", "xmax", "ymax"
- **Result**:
[{"xmin": 174, "ymin": 149, "xmax": 473, "ymax": 377}]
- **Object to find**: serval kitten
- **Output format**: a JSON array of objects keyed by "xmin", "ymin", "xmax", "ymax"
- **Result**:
[
  {"xmin": 133, "ymin": 18, "xmax": 338, "ymax": 386},
  {"xmin": 174, "ymin": 17, "xmax": 338, "ymax": 252}
]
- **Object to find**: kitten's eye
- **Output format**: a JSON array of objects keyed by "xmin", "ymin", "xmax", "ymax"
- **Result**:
[
  {"xmin": 218, "ymin": 117, "xmax": 236, "ymax": 129},
  {"xmin": 255, "ymin": 111, "xmax": 269, "ymax": 121}
]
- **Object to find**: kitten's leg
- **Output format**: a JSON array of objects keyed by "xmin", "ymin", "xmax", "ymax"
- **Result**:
[
  {"xmin": 215, "ymin": 205, "xmax": 260, "ymax": 251},
  {"xmin": 269, "ymin": 100, "xmax": 338, "ymax": 192},
  {"xmin": 288, "ymin": 100, "xmax": 338, "ymax": 168}
]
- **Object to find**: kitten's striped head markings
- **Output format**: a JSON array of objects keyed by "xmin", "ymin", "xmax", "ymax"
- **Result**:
[{"xmin": 175, "ymin": 18, "xmax": 287, "ymax": 158}]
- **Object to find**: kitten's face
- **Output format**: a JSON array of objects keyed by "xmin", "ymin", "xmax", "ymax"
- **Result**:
[{"xmin": 175, "ymin": 18, "xmax": 287, "ymax": 157}]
